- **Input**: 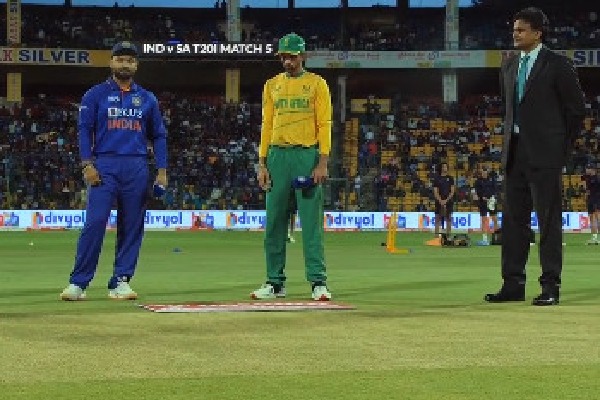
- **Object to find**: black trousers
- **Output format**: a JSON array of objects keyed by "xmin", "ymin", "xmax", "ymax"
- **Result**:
[{"xmin": 501, "ymin": 137, "xmax": 563, "ymax": 288}]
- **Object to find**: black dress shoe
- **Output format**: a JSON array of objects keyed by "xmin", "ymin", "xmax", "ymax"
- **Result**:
[
  {"xmin": 484, "ymin": 287, "xmax": 525, "ymax": 303},
  {"xmin": 532, "ymin": 290, "xmax": 560, "ymax": 306}
]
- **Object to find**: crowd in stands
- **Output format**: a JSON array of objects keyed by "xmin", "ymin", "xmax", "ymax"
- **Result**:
[
  {"xmin": 0, "ymin": 5, "xmax": 228, "ymax": 50},
  {"xmin": 1, "ymin": 91, "xmax": 599, "ymax": 211},
  {"xmin": 0, "ymin": 94, "xmax": 266, "ymax": 211},
  {"xmin": 1, "ymin": 5, "xmax": 598, "ymax": 51},
  {"xmin": 350, "ymin": 93, "xmax": 600, "ymax": 212},
  {"xmin": 461, "ymin": 10, "xmax": 600, "ymax": 50},
  {"xmin": 0, "ymin": 4, "xmax": 598, "ymax": 212},
  {"xmin": 157, "ymin": 95, "xmax": 264, "ymax": 210}
]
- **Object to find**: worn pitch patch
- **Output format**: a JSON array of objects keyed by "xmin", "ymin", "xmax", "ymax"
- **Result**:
[{"xmin": 139, "ymin": 302, "xmax": 356, "ymax": 313}]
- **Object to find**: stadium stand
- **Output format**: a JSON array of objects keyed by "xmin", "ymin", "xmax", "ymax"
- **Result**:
[
  {"xmin": 339, "ymin": 94, "xmax": 599, "ymax": 212},
  {"xmin": 3, "ymin": 92, "xmax": 597, "ymax": 212},
  {"xmin": 0, "ymin": 5, "xmax": 598, "ymax": 51},
  {"xmin": 0, "ymin": 3, "xmax": 599, "ymax": 213},
  {"xmin": 0, "ymin": 94, "xmax": 265, "ymax": 210}
]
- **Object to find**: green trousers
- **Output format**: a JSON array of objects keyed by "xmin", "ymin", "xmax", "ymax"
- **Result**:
[{"xmin": 264, "ymin": 146, "xmax": 327, "ymax": 285}]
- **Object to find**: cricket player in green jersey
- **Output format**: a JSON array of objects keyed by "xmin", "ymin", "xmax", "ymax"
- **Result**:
[{"xmin": 251, "ymin": 33, "xmax": 332, "ymax": 301}]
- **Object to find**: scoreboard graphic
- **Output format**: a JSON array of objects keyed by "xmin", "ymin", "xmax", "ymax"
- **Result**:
[{"xmin": 141, "ymin": 42, "xmax": 275, "ymax": 58}]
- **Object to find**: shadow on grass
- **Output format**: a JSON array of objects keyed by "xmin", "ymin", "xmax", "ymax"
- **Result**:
[
  {"xmin": 559, "ymin": 287, "xmax": 600, "ymax": 304},
  {"xmin": 340, "ymin": 278, "xmax": 484, "ymax": 297},
  {"xmin": 0, "ymin": 287, "xmax": 61, "ymax": 298},
  {"xmin": 146, "ymin": 283, "xmax": 255, "ymax": 298}
]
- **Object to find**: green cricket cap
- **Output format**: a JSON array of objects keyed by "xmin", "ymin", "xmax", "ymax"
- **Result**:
[{"xmin": 276, "ymin": 33, "xmax": 306, "ymax": 55}]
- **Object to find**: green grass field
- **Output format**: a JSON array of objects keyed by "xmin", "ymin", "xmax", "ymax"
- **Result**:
[{"xmin": 1, "ymin": 230, "xmax": 599, "ymax": 399}]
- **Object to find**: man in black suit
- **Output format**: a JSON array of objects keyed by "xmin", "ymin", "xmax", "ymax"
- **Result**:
[{"xmin": 484, "ymin": 7, "xmax": 585, "ymax": 306}]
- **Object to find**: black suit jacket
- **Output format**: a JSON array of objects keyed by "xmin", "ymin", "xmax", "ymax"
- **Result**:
[{"xmin": 500, "ymin": 46, "xmax": 586, "ymax": 169}]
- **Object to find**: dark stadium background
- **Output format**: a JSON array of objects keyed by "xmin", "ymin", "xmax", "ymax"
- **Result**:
[{"xmin": 0, "ymin": 0, "xmax": 598, "ymax": 212}]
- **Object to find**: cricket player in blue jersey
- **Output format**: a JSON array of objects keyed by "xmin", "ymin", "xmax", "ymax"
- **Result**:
[{"xmin": 60, "ymin": 41, "xmax": 168, "ymax": 301}]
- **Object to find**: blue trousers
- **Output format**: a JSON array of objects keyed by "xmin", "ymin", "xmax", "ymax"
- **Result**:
[{"xmin": 69, "ymin": 156, "xmax": 149, "ymax": 289}]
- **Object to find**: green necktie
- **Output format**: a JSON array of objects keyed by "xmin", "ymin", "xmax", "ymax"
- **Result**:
[{"xmin": 517, "ymin": 55, "xmax": 530, "ymax": 102}]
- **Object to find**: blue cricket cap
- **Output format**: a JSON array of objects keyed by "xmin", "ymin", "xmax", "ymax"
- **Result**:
[{"xmin": 112, "ymin": 41, "xmax": 139, "ymax": 57}]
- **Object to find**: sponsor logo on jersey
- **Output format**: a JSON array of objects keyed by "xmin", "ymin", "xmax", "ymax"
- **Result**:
[
  {"xmin": 107, "ymin": 107, "xmax": 142, "ymax": 118},
  {"xmin": 107, "ymin": 108, "xmax": 143, "ymax": 131},
  {"xmin": 274, "ymin": 97, "xmax": 310, "ymax": 110},
  {"xmin": 107, "ymin": 119, "xmax": 142, "ymax": 131}
]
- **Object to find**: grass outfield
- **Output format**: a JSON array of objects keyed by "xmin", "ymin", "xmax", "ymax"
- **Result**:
[{"xmin": 0, "ymin": 230, "xmax": 599, "ymax": 399}]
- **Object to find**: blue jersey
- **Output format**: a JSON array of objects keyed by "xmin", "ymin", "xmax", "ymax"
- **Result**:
[{"xmin": 78, "ymin": 78, "xmax": 167, "ymax": 168}]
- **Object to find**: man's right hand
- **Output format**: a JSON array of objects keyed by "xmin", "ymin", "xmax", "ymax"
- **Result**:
[
  {"xmin": 83, "ymin": 164, "xmax": 101, "ymax": 186},
  {"xmin": 258, "ymin": 165, "xmax": 271, "ymax": 191}
]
